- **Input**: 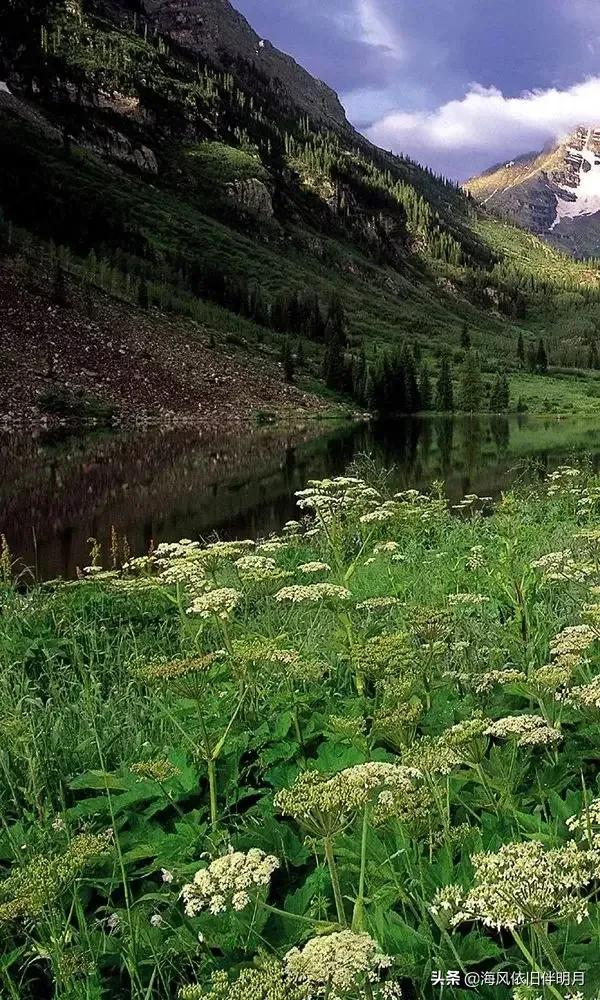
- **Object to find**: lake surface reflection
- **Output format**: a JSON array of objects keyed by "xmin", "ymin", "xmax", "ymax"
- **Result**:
[{"xmin": 2, "ymin": 414, "xmax": 600, "ymax": 579}]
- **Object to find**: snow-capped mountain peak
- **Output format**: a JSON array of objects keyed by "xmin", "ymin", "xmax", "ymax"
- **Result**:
[{"xmin": 465, "ymin": 124, "xmax": 600, "ymax": 257}]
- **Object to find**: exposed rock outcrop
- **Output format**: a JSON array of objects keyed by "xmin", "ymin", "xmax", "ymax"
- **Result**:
[{"xmin": 225, "ymin": 176, "xmax": 273, "ymax": 217}]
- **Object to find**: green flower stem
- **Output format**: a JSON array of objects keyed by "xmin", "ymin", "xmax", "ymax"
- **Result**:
[
  {"xmin": 532, "ymin": 925, "xmax": 567, "ymax": 975},
  {"xmin": 339, "ymin": 610, "xmax": 364, "ymax": 696},
  {"xmin": 352, "ymin": 804, "xmax": 369, "ymax": 931},
  {"xmin": 511, "ymin": 930, "xmax": 564, "ymax": 1000},
  {"xmin": 260, "ymin": 901, "xmax": 337, "ymax": 929},
  {"xmin": 324, "ymin": 837, "xmax": 347, "ymax": 926},
  {"xmin": 206, "ymin": 759, "xmax": 218, "ymax": 833},
  {"xmin": 196, "ymin": 710, "xmax": 218, "ymax": 831}
]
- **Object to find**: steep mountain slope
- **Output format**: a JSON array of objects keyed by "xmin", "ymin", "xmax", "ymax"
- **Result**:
[
  {"xmin": 140, "ymin": 0, "xmax": 349, "ymax": 129},
  {"xmin": 2, "ymin": 0, "xmax": 600, "ymax": 423},
  {"xmin": 466, "ymin": 126, "xmax": 600, "ymax": 258}
]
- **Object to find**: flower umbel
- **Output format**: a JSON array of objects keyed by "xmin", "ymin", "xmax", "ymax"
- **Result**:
[{"xmin": 180, "ymin": 848, "xmax": 279, "ymax": 917}]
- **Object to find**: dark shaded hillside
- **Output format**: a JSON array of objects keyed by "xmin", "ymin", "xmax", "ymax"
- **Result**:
[{"xmin": 2, "ymin": 0, "xmax": 600, "ymax": 419}]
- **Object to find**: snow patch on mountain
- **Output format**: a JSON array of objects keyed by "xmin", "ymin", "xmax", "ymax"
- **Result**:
[
  {"xmin": 0, "ymin": 82, "xmax": 10, "ymax": 94},
  {"xmin": 552, "ymin": 128, "xmax": 600, "ymax": 229}
]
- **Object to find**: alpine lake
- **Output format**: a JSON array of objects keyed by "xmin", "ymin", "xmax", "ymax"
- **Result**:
[{"xmin": 3, "ymin": 413, "xmax": 600, "ymax": 580}]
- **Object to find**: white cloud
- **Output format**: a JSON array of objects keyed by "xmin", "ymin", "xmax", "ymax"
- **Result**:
[
  {"xmin": 366, "ymin": 76, "xmax": 600, "ymax": 178},
  {"xmin": 355, "ymin": 0, "xmax": 404, "ymax": 59},
  {"xmin": 333, "ymin": 0, "xmax": 404, "ymax": 61}
]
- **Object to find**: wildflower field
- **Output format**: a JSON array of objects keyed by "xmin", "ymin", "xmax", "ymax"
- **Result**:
[{"xmin": 2, "ymin": 465, "xmax": 600, "ymax": 1000}]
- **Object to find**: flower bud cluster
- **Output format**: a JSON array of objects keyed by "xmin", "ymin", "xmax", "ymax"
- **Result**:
[
  {"xmin": 284, "ymin": 930, "xmax": 392, "ymax": 999},
  {"xmin": 0, "ymin": 832, "xmax": 112, "ymax": 922},
  {"xmin": 275, "ymin": 763, "xmax": 421, "ymax": 835}
]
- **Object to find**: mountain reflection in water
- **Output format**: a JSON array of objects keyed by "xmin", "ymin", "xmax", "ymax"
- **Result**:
[{"xmin": 2, "ymin": 414, "xmax": 600, "ymax": 580}]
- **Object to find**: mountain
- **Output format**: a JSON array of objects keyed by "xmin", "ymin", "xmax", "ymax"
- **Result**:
[
  {"xmin": 140, "ymin": 0, "xmax": 350, "ymax": 130},
  {"xmin": 2, "ymin": 0, "xmax": 600, "ymax": 424},
  {"xmin": 466, "ymin": 126, "xmax": 600, "ymax": 258}
]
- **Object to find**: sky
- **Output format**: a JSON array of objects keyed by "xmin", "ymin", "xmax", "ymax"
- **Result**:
[{"xmin": 233, "ymin": 0, "xmax": 600, "ymax": 180}]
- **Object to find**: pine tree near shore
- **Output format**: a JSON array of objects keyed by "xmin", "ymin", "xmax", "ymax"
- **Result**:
[
  {"xmin": 459, "ymin": 350, "xmax": 484, "ymax": 413},
  {"xmin": 536, "ymin": 338, "xmax": 548, "ymax": 374},
  {"xmin": 322, "ymin": 294, "xmax": 347, "ymax": 391},
  {"xmin": 419, "ymin": 361, "xmax": 433, "ymax": 411},
  {"xmin": 490, "ymin": 372, "xmax": 510, "ymax": 412},
  {"xmin": 436, "ymin": 354, "xmax": 454, "ymax": 412}
]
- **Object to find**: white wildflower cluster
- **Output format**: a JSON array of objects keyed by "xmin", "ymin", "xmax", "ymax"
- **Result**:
[
  {"xmin": 472, "ymin": 669, "xmax": 527, "ymax": 694},
  {"xmin": 275, "ymin": 762, "xmax": 421, "ymax": 835},
  {"xmin": 393, "ymin": 489, "xmax": 448, "ymax": 523},
  {"xmin": 187, "ymin": 588, "xmax": 242, "ymax": 620},
  {"xmin": 465, "ymin": 545, "xmax": 486, "ymax": 572},
  {"xmin": 284, "ymin": 931, "xmax": 392, "ymax": 1000},
  {"xmin": 577, "ymin": 484, "xmax": 600, "ymax": 516},
  {"xmin": 178, "ymin": 962, "xmax": 297, "ymax": 1000},
  {"xmin": 274, "ymin": 583, "xmax": 352, "ymax": 604},
  {"xmin": 356, "ymin": 596, "xmax": 402, "ymax": 612},
  {"xmin": 532, "ymin": 550, "xmax": 593, "ymax": 584},
  {"xmin": 296, "ymin": 477, "xmax": 381, "ymax": 527},
  {"xmin": 550, "ymin": 624, "xmax": 596, "ymax": 659},
  {"xmin": 558, "ymin": 675, "xmax": 600, "ymax": 711},
  {"xmin": 447, "ymin": 592, "xmax": 489, "ymax": 607},
  {"xmin": 452, "ymin": 494, "xmax": 492, "ymax": 513},
  {"xmin": 360, "ymin": 502, "xmax": 398, "ymax": 525},
  {"xmin": 373, "ymin": 541, "xmax": 401, "ymax": 555},
  {"xmin": 566, "ymin": 797, "xmax": 600, "ymax": 845},
  {"xmin": 484, "ymin": 714, "xmax": 562, "ymax": 748},
  {"xmin": 432, "ymin": 840, "xmax": 598, "ymax": 930},
  {"xmin": 120, "ymin": 538, "xmax": 258, "ymax": 598},
  {"xmin": 180, "ymin": 848, "xmax": 279, "ymax": 917},
  {"xmin": 257, "ymin": 539, "xmax": 289, "ymax": 555},
  {"xmin": 234, "ymin": 555, "xmax": 292, "ymax": 587},
  {"xmin": 297, "ymin": 562, "xmax": 331, "ymax": 574},
  {"xmin": 235, "ymin": 555, "xmax": 277, "ymax": 574},
  {"xmin": 402, "ymin": 719, "xmax": 488, "ymax": 774},
  {"xmin": 151, "ymin": 542, "xmax": 211, "ymax": 595},
  {"xmin": 546, "ymin": 466, "xmax": 582, "ymax": 497},
  {"xmin": 529, "ymin": 661, "xmax": 575, "ymax": 693}
]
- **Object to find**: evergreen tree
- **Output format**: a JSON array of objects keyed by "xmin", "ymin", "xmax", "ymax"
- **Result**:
[
  {"xmin": 436, "ymin": 354, "xmax": 454, "ymax": 412},
  {"xmin": 281, "ymin": 338, "xmax": 294, "ymax": 384},
  {"xmin": 536, "ymin": 338, "xmax": 548, "ymax": 374},
  {"xmin": 517, "ymin": 332, "xmax": 525, "ymax": 366},
  {"xmin": 351, "ymin": 345, "xmax": 367, "ymax": 404},
  {"xmin": 490, "ymin": 372, "xmax": 510, "ymax": 412},
  {"xmin": 322, "ymin": 294, "xmax": 347, "ymax": 391},
  {"xmin": 401, "ymin": 343, "xmax": 421, "ymax": 413},
  {"xmin": 588, "ymin": 341, "xmax": 599, "ymax": 370},
  {"xmin": 419, "ymin": 361, "xmax": 433, "ymax": 411},
  {"xmin": 295, "ymin": 339, "xmax": 305, "ymax": 370},
  {"xmin": 460, "ymin": 322, "xmax": 471, "ymax": 350},
  {"xmin": 364, "ymin": 367, "xmax": 376, "ymax": 411},
  {"xmin": 459, "ymin": 350, "xmax": 484, "ymax": 413}
]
